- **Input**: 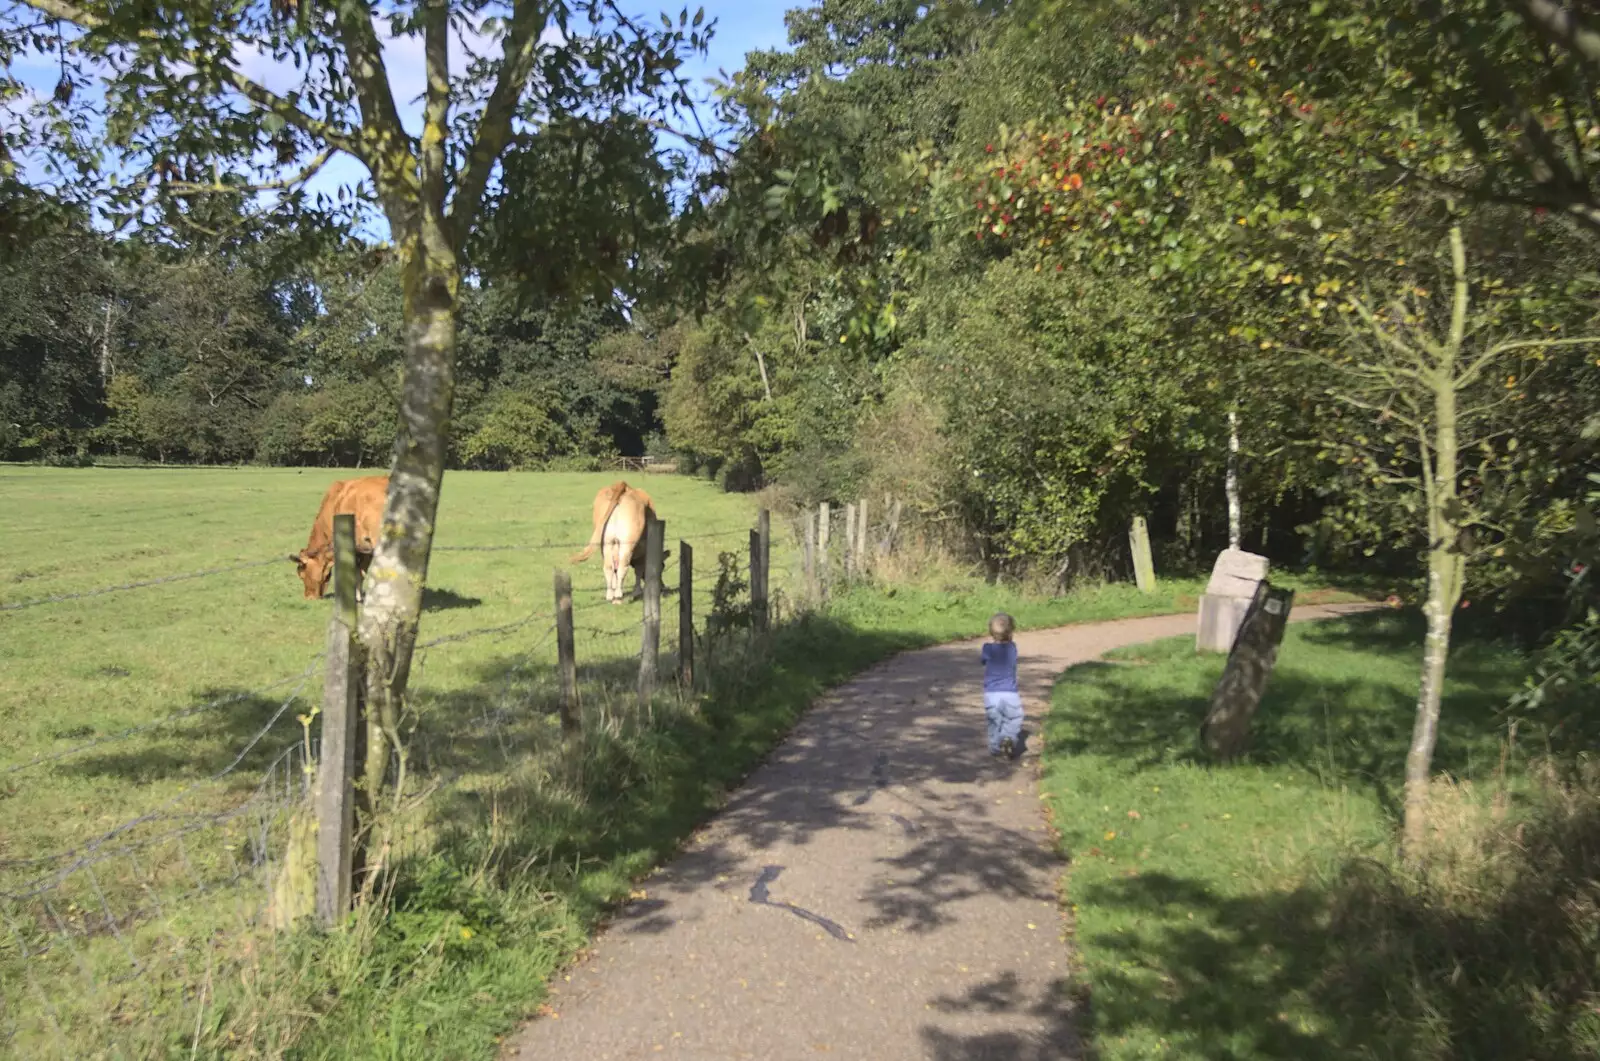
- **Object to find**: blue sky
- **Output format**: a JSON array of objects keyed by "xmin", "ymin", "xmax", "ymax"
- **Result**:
[{"xmin": 5, "ymin": 0, "xmax": 795, "ymax": 238}]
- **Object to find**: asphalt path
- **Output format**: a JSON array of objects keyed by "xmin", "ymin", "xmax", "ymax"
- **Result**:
[{"xmin": 501, "ymin": 602, "xmax": 1376, "ymax": 1061}]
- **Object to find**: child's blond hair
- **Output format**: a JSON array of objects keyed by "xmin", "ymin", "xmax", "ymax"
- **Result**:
[{"xmin": 988, "ymin": 612, "xmax": 1015, "ymax": 642}]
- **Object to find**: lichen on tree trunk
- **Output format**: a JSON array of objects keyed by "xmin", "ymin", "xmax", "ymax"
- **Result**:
[{"xmin": 358, "ymin": 205, "xmax": 459, "ymax": 815}]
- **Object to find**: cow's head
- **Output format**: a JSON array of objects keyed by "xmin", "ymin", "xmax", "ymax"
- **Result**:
[{"xmin": 287, "ymin": 550, "xmax": 332, "ymax": 599}]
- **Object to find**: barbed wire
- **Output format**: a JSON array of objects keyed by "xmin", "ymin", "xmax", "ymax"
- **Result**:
[
  {"xmin": 0, "ymin": 557, "xmax": 288, "ymax": 614},
  {"xmin": 1, "ymin": 656, "xmax": 325, "ymax": 779},
  {"xmin": 433, "ymin": 520, "xmax": 756, "ymax": 555},
  {"xmin": 0, "ymin": 522, "xmax": 762, "ymax": 618},
  {"xmin": 2, "ymin": 670, "xmax": 315, "ymax": 897}
]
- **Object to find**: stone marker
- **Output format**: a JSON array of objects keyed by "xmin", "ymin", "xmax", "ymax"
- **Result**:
[
  {"xmin": 1200, "ymin": 581, "xmax": 1296, "ymax": 760},
  {"xmin": 1197, "ymin": 547, "xmax": 1270, "ymax": 653}
]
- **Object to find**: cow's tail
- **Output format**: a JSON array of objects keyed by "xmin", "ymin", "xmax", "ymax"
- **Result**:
[{"xmin": 569, "ymin": 485, "xmax": 626, "ymax": 564}]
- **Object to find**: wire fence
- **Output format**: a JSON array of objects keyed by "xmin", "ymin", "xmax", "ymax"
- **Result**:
[
  {"xmin": 0, "ymin": 520, "xmax": 758, "ymax": 617},
  {"xmin": 0, "ymin": 557, "xmax": 290, "ymax": 613},
  {"xmin": 0, "ymin": 513, "xmax": 783, "ymax": 1054}
]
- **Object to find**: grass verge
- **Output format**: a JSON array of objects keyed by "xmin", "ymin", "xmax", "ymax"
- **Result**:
[
  {"xmin": 273, "ymin": 576, "xmax": 1245, "ymax": 1059},
  {"xmin": 1041, "ymin": 610, "xmax": 1600, "ymax": 1060}
]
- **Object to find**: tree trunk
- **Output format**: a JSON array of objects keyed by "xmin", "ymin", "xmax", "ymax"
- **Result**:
[
  {"xmin": 99, "ymin": 300, "xmax": 114, "ymax": 383},
  {"xmin": 1402, "ymin": 225, "xmax": 1469, "ymax": 860},
  {"xmin": 1403, "ymin": 564, "xmax": 1457, "ymax": 855},
  {"xmin": 1226, "ymin": 408, "xmax": 1242, "ymax": 550},
  {"xmin": 358, "ymin": 208, "xmax": 460, "ymax": 818}
]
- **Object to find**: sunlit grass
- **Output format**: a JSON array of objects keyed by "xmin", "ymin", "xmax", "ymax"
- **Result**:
[{"xmin": 1040, "ymin": 613, "xmax": 1600, "ymax": 1060}]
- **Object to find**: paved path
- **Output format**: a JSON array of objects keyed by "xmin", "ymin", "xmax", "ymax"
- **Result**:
[{"xmin": 501, "ymin": 603, "xmax": 1375, "ymax": 1061}]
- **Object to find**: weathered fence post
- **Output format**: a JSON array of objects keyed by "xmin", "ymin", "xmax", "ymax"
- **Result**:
[
  {"xmin": 313, "ymin": 514, "xmax": 361, "ymax": 928},
  {"xmin": 638, "ymin": 515, "xmax": 664, "ymax": 715},
  {"xmin": 554, "ymin": 570, "xmax": 578, "ymax": 732},
  {"xmin": 757, "ymin": 509, "xmax": 771, "ymax": 630},
  {"xmin": 802, "ymin": 509, "xmax": 817, "ymax": 603},
  {"xmin": 678, "ymin": 541, "xmax": 694, "ymax": 693},
  {"xmin": 856, "ymin": 497, "xmax": 869, "ymax": 578},
  {"xmin": 880, "ymin": 495, "xmax": 902, "ymax": 556},
  {"xmin": 818, "ymin": 501, "xmax": 832, "ymax": 600},
  {"xmin": 1129, "ymin": 515, "xmax": 1157, "ymax": 593},
  {"xmin": 748, "ymin": 526, "xmax": 765, "ymax": 633},
  {"xmin": 843, "ymin": 502, "xmax": 856, "ymax": 581}
]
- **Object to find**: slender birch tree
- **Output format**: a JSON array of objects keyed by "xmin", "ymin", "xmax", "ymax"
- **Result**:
[{"xmin": 1330, "ymin": 223, "xmax": 1599, "ymax": 857}]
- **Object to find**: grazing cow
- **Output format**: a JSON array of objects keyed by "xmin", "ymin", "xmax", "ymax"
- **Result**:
[
  {"xmin": 288, "ymin": 475, "xmax": 389, "ymax": 600},
  {"xmin": 570, "ymin": 480, "xmax": 666, "ymax": 603}
]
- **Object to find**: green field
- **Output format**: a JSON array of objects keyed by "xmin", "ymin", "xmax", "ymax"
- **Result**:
[
  {"xmin": 0, "ymin": 465, "xmax": 775, "ymax": 1056},
  {"xmin": 1042, "ymin": 613, "xmax": 1600, "ymax": 1060},
  {"xmin": 0, "ymin": 465, "xmax": 1387, "ymax": 1058}
]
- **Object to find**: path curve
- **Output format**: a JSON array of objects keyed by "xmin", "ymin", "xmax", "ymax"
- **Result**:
[{"xmin": 502, "ymin": 602, "xmax": 1376, "ymax": 1061}]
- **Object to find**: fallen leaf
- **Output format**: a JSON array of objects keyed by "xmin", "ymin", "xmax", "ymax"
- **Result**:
[
  {"xmin": 1127, "ymin": 810, "xmax": 1141, "ymax": 820},
  {"xmin": 1104, "ymin": 830, "xmax": 1117, "ymax": 841}
]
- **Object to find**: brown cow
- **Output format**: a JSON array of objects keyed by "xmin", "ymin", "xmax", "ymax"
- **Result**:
[
  {"xmin": 287, "ymin": 476, "xmax": 389, "ymax": 600},
  {"xmin": 570, "ymin": 480, "xmax": 665, "ymax": 603}
]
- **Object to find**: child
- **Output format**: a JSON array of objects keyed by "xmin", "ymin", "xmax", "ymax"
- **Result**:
[{"xmin": 981, "ymin": 613, "xmax": 1023, "ymax": 759}]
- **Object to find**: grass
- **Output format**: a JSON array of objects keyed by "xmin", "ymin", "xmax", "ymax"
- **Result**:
[
  {"xmin": 1042, "ymin": 610, "xmax": 1600, "ymax": 1060},
  {"xmin": 0, "ymin": 464, "xmax": 1382, "ymax": 1059},
  {"xmin": 0, "ymin": 465, "xmax": 766, "ymax": 1057}
]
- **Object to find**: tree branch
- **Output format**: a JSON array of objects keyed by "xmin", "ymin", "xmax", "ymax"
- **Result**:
[
  {"xmin": 330, "ymin": 0, "xmax": 414, "ymax": 206},
  {"xmin": 18, "ymin": 0, "xmax": 363, "ymax": 159},
  {"xmin": 1423, "ymin": 0, "xmax": 1591, "ymax": 201},
  {"xmin": 1461, "ymin": 335, "xmax": 1600, "ymax": 388},
  {"xmin": 120, "ymin": 149, "xmax": 334, "ymax": 197},
  {"xmin": 449, "ymin": 0, "xmax": 550, "ymax": 246},
  {"xmin": 1517, "ymin": 0, "xmax": 1600, "ymax": 79},
  {"xmin": 420, "ymin": 0, "xmax": 449, "ymax": 211}
]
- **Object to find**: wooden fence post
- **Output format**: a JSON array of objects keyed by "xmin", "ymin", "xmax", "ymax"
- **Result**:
[
  {"xmin": 554, "ymin": 570, "xmax": 578, "ymax": 732},
  {"xmin": 678, "ymin": 541, "xmax": 694, "ymax": 693},
  {"xmin": 818, "ymin": 501, "xmax": 832, "ymax": 600},
  {"xmin": 857, "ymin": 497, "xmax": 869, "ymax": 576},
  {"xmin": 802, "ymin": 509, "xmax": 817, "ymax": 603},
  {"xmin": 314, "ymin": 514, "xmax": 361, "ymax": 928},
  {"xmin": 748, "ymin": 528, "xmax": 765, "ymax": 632},
  {"xmin": 1129, "ymin": 515, "xmax": 1157, "ymax": 593},
  {"xmin": 757, "ymin": 508, "xmax": 771, "ymax": 630},
  {"xmin": 843, "ymin": 502, "xmax": 856, "ymax": 580},
  {"xmin": 880, "ymin": 496, "xmax": 903, "ymax": 556},
  {"xmin": 638, "ymin": 515, "xmax": 664, "ymax": 714}
]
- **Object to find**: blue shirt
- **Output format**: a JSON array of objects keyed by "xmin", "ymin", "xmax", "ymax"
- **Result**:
[{"xmin": 981, "ymin": 641, "xmax": 1019, "ymax": 693}]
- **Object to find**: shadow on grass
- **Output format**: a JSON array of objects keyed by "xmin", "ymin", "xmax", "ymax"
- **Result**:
[
  {"xmin": 1074, "ymin": 795, "xmax": 1600, "ymax": 1060},
  {"xmin": 423, "ymin": 586, "xmax": 484, "ymax": 612},
  {"xmin": 59, "ymin": 683, "xmax": 307, "ymax": 788},
  {"xmin": 1057, "ymin": 612, "xmax": 1526, "ymax": 820}
]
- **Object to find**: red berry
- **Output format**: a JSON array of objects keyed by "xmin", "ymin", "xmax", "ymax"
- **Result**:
[
  {"xmin": 986, "ymin": 144, "xmax": 994, "ymax": 153},
  {"xmin": 1219, "ymin": 113, "xmax": 1230, "ymax": 123}
]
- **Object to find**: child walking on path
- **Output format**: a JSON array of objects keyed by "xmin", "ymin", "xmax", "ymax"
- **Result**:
[{"xmin": 981, "ymin": 613, "xmax": 1024, "ymax": 759}]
